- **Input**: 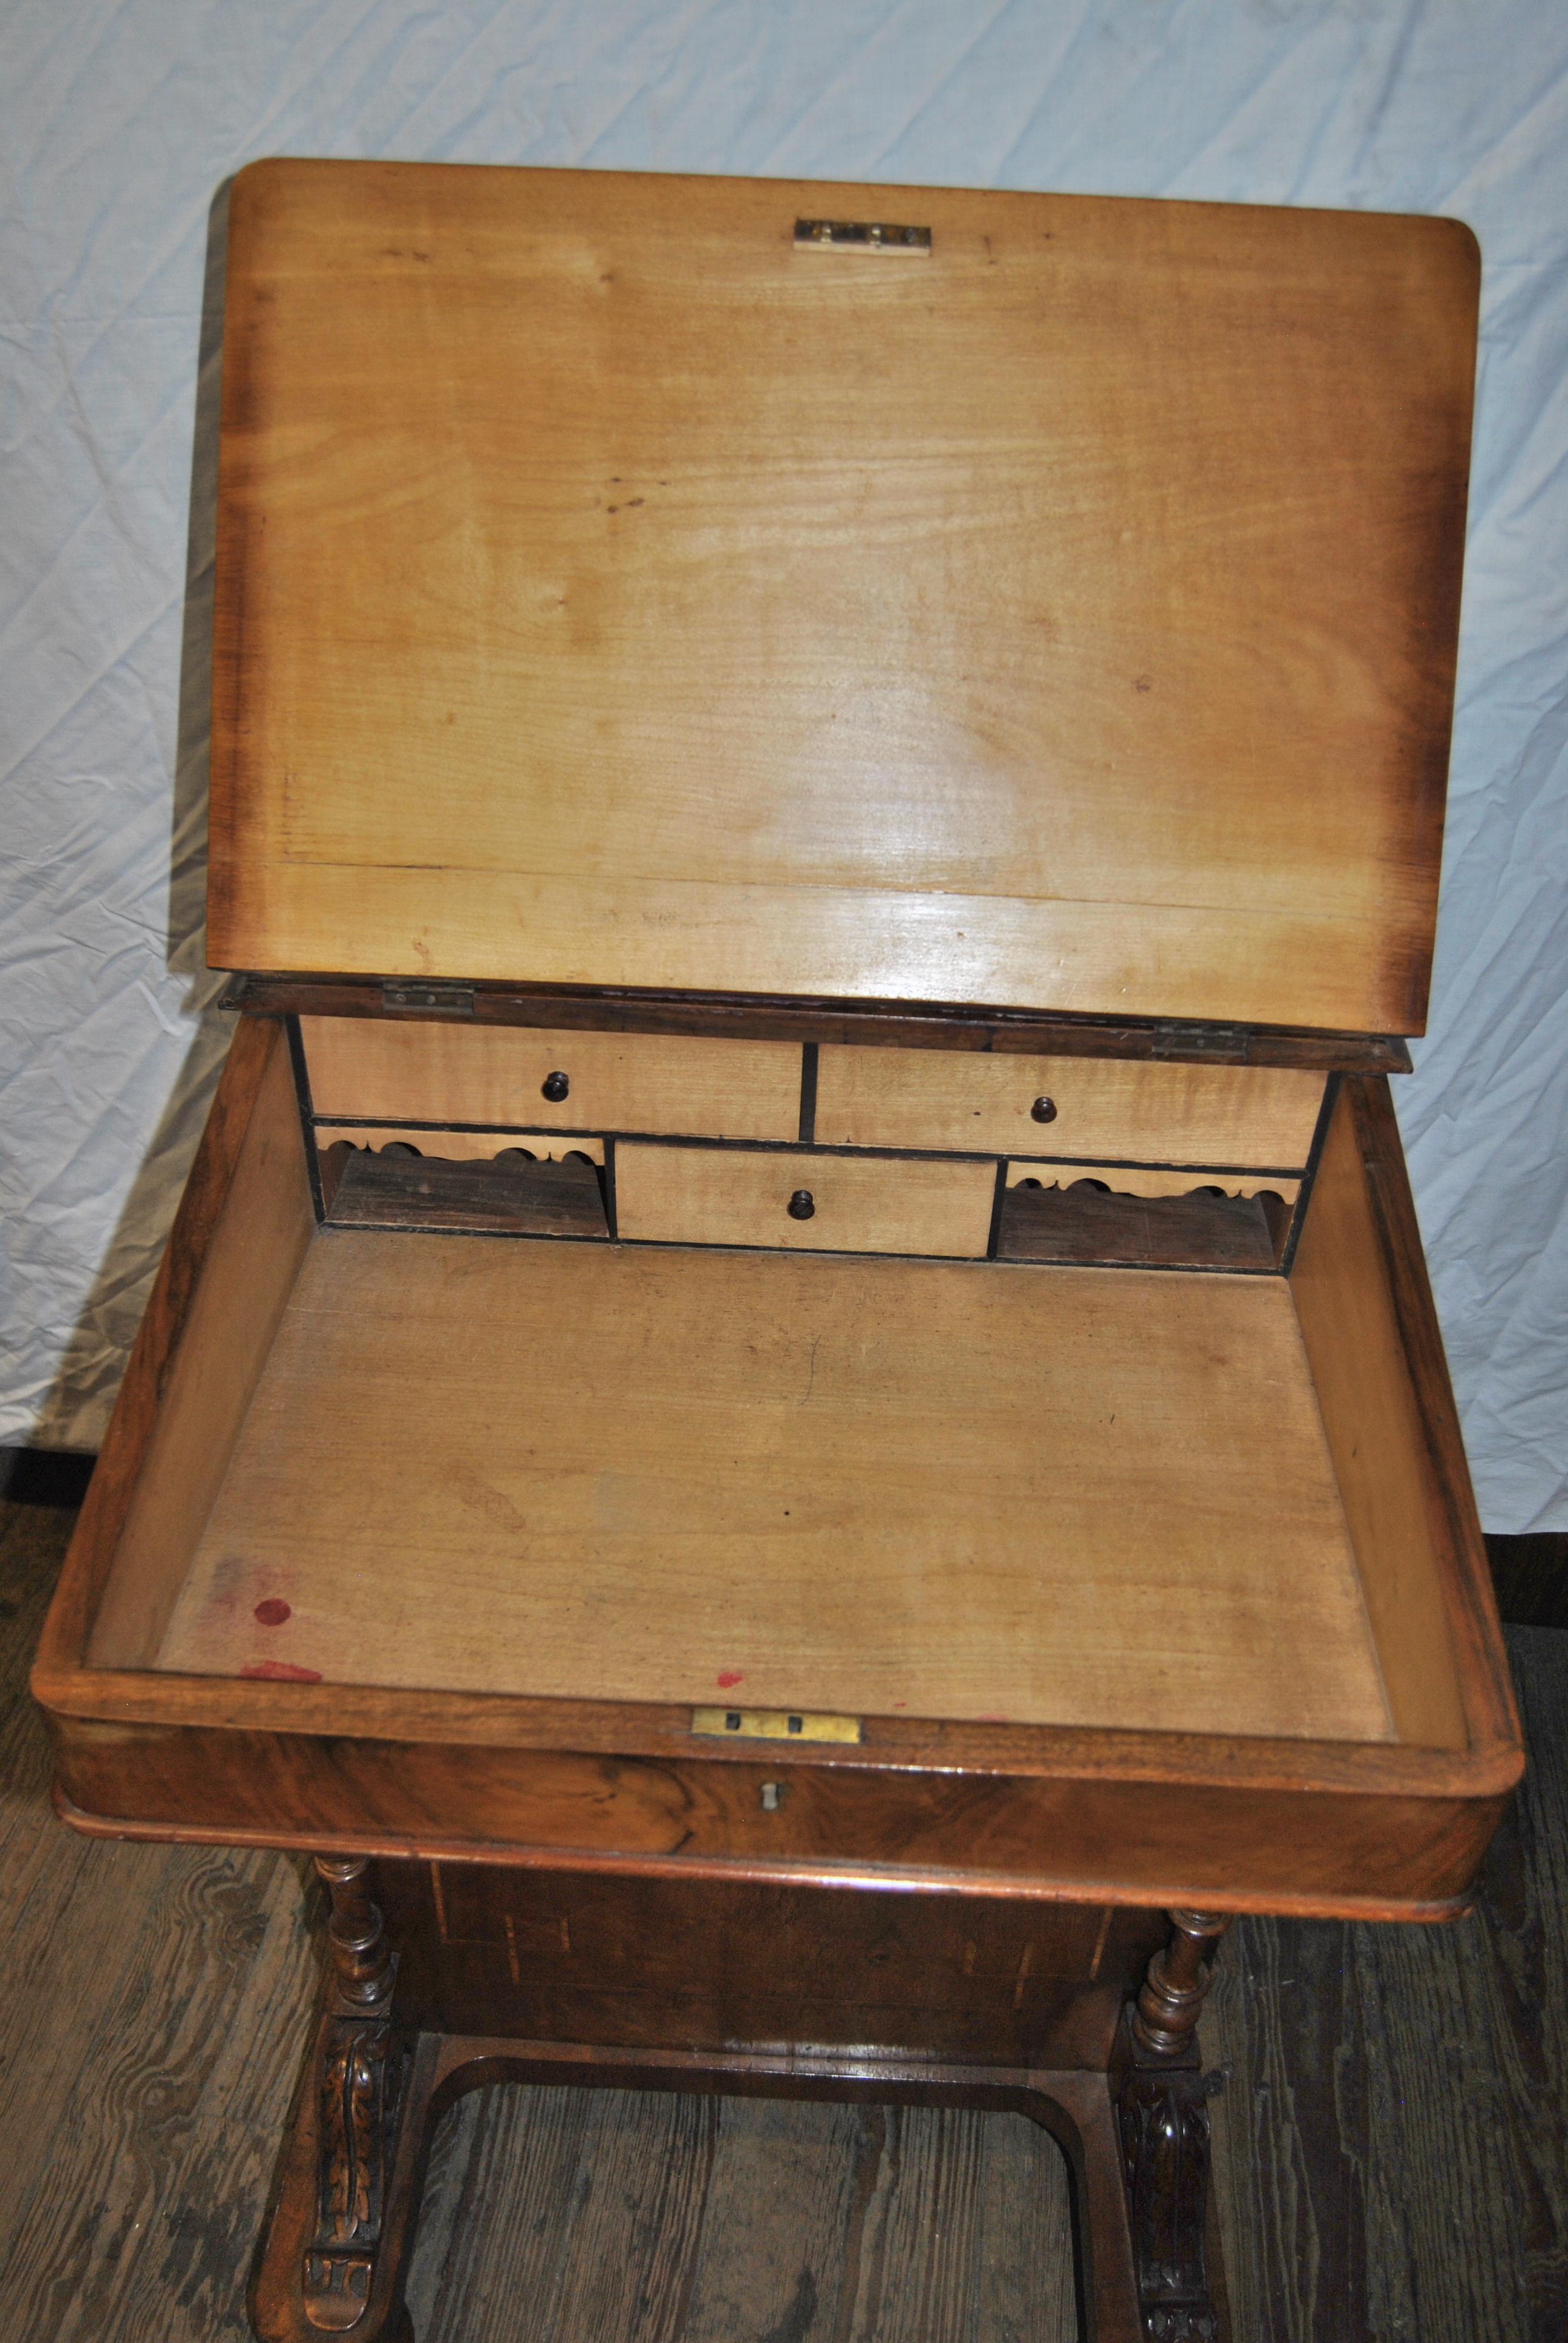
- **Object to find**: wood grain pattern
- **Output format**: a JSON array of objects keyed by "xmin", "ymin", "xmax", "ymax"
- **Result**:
[
  {"xmin": 151, "ymin": 1233, "xmax": 1389, "ymax": 1743},
  {"xmin": 1341, "ymin": 1079, "xmax": 1523, "ymax": 1768},
  {"xmin": 29, "ymin": 1017, "xmax": 293, "ymax": 1692},
  {"xmin": 301, "ymin": 1015, "xmax": 800, "ymax": 1140},
  {"xmin": 50, "ymin": 1720, "xmax": 1520, "ymax": 1916},
  {"xmin": 1289, "ymin": 1084, "xmax": 1469, "ymax": 1748},
  {"xmin": 84, "ymin": 1023, "xmax": 315, "ymax": 1673},
  {"xmin": 411, "ymin": 2086, "xmax": 1081, "ymax": 2343},
  {"xmin": 613, "ymin": 1142, "xmax": 997, "ymax": 1256},
  {"xmin": 818, "ymin": 1046, "xmax": 1324, "ymax": 1167},
  {"xmin": 211, "ymin": 160, "xmax": 1475, "ymax": 1034}
]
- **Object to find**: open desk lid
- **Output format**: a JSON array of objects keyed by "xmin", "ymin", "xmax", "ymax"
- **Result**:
[{"xmin": 209, "ymin": 160, "xmax": 1477, "ymax": 1038}]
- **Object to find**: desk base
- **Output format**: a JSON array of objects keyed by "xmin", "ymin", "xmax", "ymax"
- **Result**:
[{"xmin": 250, "ymin": 1860, "xmax": 1227, "ymax": 2343}]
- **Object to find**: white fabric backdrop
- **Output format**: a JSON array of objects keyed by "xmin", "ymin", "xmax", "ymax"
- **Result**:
[{"xmin": 3, "ymin": 0, "xmax": 1565, "ymax": 1528}]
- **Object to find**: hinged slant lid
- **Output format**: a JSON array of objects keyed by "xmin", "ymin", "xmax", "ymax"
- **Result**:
[{"xmin": 209, "ymin": 160, "xmax": 1477, "ymax": 1036}]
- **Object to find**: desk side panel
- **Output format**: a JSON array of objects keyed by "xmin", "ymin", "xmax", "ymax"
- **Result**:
[
  {"xmin": 32, "ymin": 1016, "xmax": 313, "ymax": 1691},
  {"xmin": 1289, "ymin": 1078, "xmax": 1520, "ymax": 1764}
]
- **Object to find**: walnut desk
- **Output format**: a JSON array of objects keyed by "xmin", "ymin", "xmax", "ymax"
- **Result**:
[{"xmin": 32, "ymin": 162, "xmax": 1522, "ymax": 2343}]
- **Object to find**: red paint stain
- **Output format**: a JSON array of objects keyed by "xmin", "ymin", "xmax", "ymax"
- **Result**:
[
  {"xmin": 253, "ymin": 1598, "xmax": 292, "ymax": 1627},
  {"xmin": 976, "ymin": 1712, "xmax": 1010, "ymax": 1723},
  {"xmin": 716, "ymin": 1670, "xmax": 745, "ymax": 1689},
  {"xmin": 241, "ymin": 1659, "xmax": 322, "ymax": 1683}
]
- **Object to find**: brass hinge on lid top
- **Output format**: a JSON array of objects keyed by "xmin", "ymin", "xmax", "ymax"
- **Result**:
[
  {"xmin": 381, "ymin": 981, "xmax": 475, "ymax": 1017},
  {"xmin": 794, "ymin": 218, "xmax": 931, "ymax": 255}
]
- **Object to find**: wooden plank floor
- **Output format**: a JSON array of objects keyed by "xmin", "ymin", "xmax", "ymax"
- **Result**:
[{"xmin": 1, "ymin": 1471, "xmax": 1564, "ymax": 2340}]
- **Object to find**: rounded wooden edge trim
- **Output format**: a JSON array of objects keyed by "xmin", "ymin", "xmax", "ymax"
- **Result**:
[
  {"xmin": 50, "ymin": 1783, "xmax": 1474, "ymax": 1925},
  {"xmin": 31, "ymin": 1660, "xmax": 1527, "ymax": 1801}
]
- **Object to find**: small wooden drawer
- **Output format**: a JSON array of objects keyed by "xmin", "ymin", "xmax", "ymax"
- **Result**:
[
  {"xmin": 301, "ymin": 1017, "xmax": 802, "ymax": 1141},
  {"xmin": 814, "ymin": 1046, "xmax": 1325, "ymax": 1168},
  {"xmin": 615, "ymin": 1144, "xmax": 997, "ymax": 1256}
]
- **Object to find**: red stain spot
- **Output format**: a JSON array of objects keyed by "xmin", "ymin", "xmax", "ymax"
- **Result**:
[
  {"xmin": 976, "ymin": 1712, "xmax": 1010, "ymax": 1723},
  {"xmin": 893, "ymin": 1700, "xmax": 906, "ymax": 1708},
  {"xmin": 241, "ymin": 1660, "xmax": 322, "ymax": 1683},
  {"xmin": 716, "ymin": 1670, "xmax": 744, "ymax": 1689},
  {"xmin": 253, "ymin": 1598, "xmax": 292, "ymax": 1627}
]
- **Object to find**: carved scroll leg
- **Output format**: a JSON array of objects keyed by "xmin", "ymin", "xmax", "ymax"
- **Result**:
[
  {"xmin": 303, "ymin": 1859, "xmax": 403, "ymax": 2333},
  {"xmin": 254, "ymin": 1856, "xmax": 433, "ymax": 2343},
  {"xmin": 1116, "ymin": 1909, "xmax": 1231, "ymax": 2343}
]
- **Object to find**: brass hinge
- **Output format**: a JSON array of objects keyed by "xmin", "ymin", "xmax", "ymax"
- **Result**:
[
  {"xmin": 380, "ymin": 981, "xmax": 475, "ymax": 1018},
  {"xmin": 794, "ymin": 217, "xmax": 931, "ymax": 256},
  {"xmin": 1150, "ymin": 1022, "xmax": 1251, "ymax": 1063}
]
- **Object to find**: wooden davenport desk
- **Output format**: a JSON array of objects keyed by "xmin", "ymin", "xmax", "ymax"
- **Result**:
[{"xmin": 33, "ymin": 162, "xmax": 1523, "ymax": 2341}]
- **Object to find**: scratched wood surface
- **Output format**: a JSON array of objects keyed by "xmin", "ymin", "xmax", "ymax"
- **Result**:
[
  {"xmin": 1, "ymin": 1466, "xmax": 1564, "ymax": 2341},
  {"xmin": 152, "ymin": 1237, "xmax": 1391, "ymax": 1742}
]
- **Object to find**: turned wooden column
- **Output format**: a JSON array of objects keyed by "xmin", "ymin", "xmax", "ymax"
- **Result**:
[
  {"xmin": 316, "ymin": 1856, "xmax": 396, "ymax": 2011},
  {"xmin": 1131, "ymin": 1907, "xmax": 1230, "ymax": 2060}
]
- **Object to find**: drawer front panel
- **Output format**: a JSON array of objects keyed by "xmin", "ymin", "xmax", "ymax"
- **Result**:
[
  {"xmin": 615, "ymin": 1144, "xmax": 996, "ymax": 1257},
  {"xmin": 815, "ymin": 1047, "xmax": 1325, "ymax": 1167},
  {"xmin": 48, "ymin": 1720, "xmax": 1506, "ymax": 1921},
  {"xmin": 301, "ymin": 1017, "xmax": 802, "ymax": 1140}
]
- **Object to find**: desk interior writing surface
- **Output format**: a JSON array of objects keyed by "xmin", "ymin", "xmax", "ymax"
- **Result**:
[{"xmin": 155, "ymin": 1234, "xmax": 1393, "ymax": 1744}]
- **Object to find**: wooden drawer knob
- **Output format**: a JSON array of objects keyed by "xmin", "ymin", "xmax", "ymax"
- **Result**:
[
  {"xmin": 787, "ymin": 1188, "xmax": 816, "ymax": 1221},
  {"xmin": 541, "ymin": 1070, "xmax": 570, "ymax": 1102},
  {"xmin": 1030, "ymin": 1096, "xmax": 1057, "ymax": 1124}
]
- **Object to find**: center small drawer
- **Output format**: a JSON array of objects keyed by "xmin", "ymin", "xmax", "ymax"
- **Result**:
[
  {"xmin": 814, "ymin": 1046, "xmax": 1325, "ymax": 1169},
  {"xmin": 614, "ymin": 1145, "xmax": 998, "ymax": 1257}
]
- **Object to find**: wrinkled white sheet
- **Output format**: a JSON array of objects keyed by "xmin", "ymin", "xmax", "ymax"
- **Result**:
[{"xmin": 2, "ymin": 0, "xmax": 1565, "ymax": 1528}]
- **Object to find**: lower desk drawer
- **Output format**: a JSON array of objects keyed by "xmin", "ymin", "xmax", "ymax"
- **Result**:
[{"xmin": 614, "ymin": 1143, "xmax": 997, "ymax": 1256}]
